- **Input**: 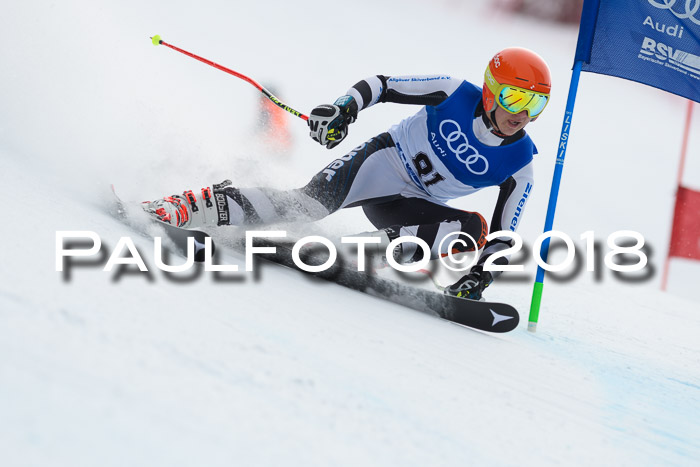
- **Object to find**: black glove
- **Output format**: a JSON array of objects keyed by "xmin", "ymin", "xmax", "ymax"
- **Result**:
[
  {"xmin": 444, "ymin": 266, "xmax": 494, "ymax": 301},
  {"xmin": 308, "ymin": 95, "xmax": 358, "ymax": 149}
]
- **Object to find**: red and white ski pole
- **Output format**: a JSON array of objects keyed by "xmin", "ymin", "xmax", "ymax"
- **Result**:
[{"xmin": 151, "ymin": 34, "xmax": 308, "ymax": 121}]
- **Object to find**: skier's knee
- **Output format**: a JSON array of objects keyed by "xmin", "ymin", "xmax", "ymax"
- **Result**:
[{"xmin": 454, "ymin": 211, "xmax": 488, "ymax": 252}]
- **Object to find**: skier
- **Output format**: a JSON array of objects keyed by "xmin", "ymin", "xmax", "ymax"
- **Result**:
[{"xmin": 143, "ymin": 47, "xmax": 551, "ymax": 301}]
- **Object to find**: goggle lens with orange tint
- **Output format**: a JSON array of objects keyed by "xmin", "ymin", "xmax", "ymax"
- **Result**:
[{"xmin": 497, "ymin": 86, "xmax": 549, "ymax": 118}]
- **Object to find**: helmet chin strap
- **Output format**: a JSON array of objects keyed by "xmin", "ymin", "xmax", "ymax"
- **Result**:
[{"xmin": 487, "ymin": 108, "xmax": 509, "ymax": 138}]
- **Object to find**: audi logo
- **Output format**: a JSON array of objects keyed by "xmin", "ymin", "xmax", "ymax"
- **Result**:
[
  {"xmin": 438, "ymin": 119, "xmax": 489, "ymax": 175},
  {"xmin": 648, "ymin": 0, "xmax": 700, "ymax": 25}
]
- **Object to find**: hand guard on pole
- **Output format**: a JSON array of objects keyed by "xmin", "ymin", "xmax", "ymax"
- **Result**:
[
  {"xmin": 444, "ymin": 266, "xmax": 494, "ymax": 301},
  {"xmin": 308, "ymin": 95, "xmax": 358, "ymax": 149}
]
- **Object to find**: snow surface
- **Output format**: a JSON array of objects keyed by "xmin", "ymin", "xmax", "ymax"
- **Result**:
[{"xmin": 1, "ymin": 1, "xmax": 699, "ymax": 466}]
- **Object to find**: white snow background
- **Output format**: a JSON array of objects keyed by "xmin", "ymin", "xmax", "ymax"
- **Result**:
[{"xmin": 1, "ymin": 0, "xmax": 699, "ymax": 466}]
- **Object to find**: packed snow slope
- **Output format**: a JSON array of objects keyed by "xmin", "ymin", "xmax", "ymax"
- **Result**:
[{"xmin": 1, "ymin": 1, "xmax": 699, "ymax": 466}]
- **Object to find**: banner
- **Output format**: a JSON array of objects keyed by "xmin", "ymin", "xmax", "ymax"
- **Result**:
[
  {"xmin": 575, "ymin": 0, "xmax": 700, "ymax": 103},
  {"xmin": 530, "ymin": 1, "xmax": 700, "ymax": 327},
  {"xmin": 668, "ymin": 186, "xmax": 700, "ymax": 260}
]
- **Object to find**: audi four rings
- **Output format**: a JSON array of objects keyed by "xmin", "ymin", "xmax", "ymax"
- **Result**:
[{"xmin": 438, "ymin": 119, "xmax": 489, "ymax": 175}]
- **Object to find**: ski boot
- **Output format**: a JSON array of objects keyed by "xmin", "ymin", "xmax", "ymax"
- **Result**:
[
  {"xmin": 443, "ymin": 266, "xmax": 493, "ymax": 300},
  {"xmin": 142, "ymin": 180, "xmax": 232, "ymax": 229}
]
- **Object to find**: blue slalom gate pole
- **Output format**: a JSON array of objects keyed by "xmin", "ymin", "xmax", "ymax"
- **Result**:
[{"xmin": 528, "ymin": 61, "xmax": 583, "ymax": 332}]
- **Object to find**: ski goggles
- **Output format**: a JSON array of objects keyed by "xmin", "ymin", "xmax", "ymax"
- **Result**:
[
  {"xmin": 485, "ymin": 68, "xmax": 549, "ymax": 117},
  {"xmin": 496, "ymin": 85, "xmax": 549, "ymax": 118}
]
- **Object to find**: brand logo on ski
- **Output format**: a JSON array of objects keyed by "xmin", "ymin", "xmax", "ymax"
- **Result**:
[
  {"xmin": 194, "ymin": 238, "xmax": 205, "ymax": 255},
  {"xmin": 490, "ymin": 309, "xmax": 514, "ymax": 326}
]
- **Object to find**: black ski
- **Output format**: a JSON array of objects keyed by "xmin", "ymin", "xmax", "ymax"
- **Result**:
[
  {"xmin": 109, "ymin": 187, "xmax": 518, "ymax": 332},
  {"xmin": 245, "ymin": 238, "xmax": 520, "ymax": 333},
  {"xmin": 110, "ymin": 185, "xmax": 214, "ymax": 262}
]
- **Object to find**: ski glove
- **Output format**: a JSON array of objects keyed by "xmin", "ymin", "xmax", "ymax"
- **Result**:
[
  {"xmin": 444, "ymin": 266, "xmax": 494, "ymax": 301},
  {"xmin": 308, "ymin": 95, "xmax": 358, "ymax": 149}
]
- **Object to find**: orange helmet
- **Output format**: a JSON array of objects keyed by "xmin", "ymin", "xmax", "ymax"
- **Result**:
[{"xmin": 483, "ymin": 47, "xmax": 552, "ymax": 118}]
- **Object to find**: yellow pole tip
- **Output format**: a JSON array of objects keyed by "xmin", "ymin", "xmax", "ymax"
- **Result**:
[{"xmin": 151, "ymin": 35, "xmax": 162, "ymax": 46}]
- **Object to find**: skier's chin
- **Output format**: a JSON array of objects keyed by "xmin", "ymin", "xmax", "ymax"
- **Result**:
[{"xmin": 501, "ymin": 120, "xmax": 527, "ymax": 135}]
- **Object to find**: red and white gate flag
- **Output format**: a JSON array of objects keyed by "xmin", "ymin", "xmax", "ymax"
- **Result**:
[{"xmin": 669, "ymin": 186, "xmax": 700, "ymax": 261}]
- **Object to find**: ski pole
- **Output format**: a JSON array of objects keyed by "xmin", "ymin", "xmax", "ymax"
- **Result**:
[{"xmin": 150, "ymin": 35, "xmax": 308, "ymax": 122}]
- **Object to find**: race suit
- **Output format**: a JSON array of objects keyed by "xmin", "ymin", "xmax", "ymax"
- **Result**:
[{"xmin": 219, "ymin": 75, "xmax": 536, "ymax": 268}]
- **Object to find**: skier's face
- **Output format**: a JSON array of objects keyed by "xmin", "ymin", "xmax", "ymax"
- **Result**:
[{"xmin": 492, "ymin": 106, "xmax": 532, "ymax": 136}]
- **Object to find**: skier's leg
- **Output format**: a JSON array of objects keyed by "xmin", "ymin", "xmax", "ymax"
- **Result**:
[
  {"xmin": 359, "ymin": 197, "xmax": 488, "ymax": 263},
  {"xmin": 299, "ymin": 132, "xmax": 406, "ymax": 213},
  {"xmin": 142, "ymin": 133, "xmax": 405, "ymax": 229}
]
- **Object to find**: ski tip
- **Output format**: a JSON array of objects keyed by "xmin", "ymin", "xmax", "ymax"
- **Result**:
[{"xmin": 151, "ymin": 35, "xmax": 162, "ymax": 46}]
